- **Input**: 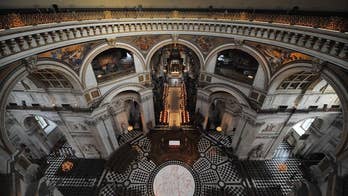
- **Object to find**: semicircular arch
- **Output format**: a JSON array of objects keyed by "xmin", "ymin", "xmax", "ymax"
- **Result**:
[
  {"xmin": 80, "ymin": 42, "xmax": 146, "ymax": 88},
  {"xmin": 205, "ymin": 43, "xmax": 271, "ymax": 91},
  {"xmin": 0, "ymin": 60, "xmax": 84, "ymax": 154},
  {"xmin": 203, "ymin": 83, "xmax": 252, "ymax": 110},
  {"xmin": 268, "ymin": 61, "xmax": 348, "ymax": 157},
  {"xmin": 99, "ymin": 83, "xmax": 146, "ymax": 106},
  {"xmin": 145, "ymin": 39, "xmax": 205, "ymax": 72}
]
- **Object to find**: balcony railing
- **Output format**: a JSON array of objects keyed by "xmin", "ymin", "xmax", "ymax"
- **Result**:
[{"xmin": 0, "ymin": 10, "xmax": 347, "ymax": 32}]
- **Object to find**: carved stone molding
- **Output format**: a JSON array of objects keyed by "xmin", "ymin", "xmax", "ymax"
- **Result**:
[
  {"xmin": 311, "ymin": 58, "xmax": 326, "ymax": 73},
  {"xmin": 22, "ymin": 55, "xmax": 38, "ymax": 73},
  {"xmin": 106, "ymin": 38, "xmax": 117, "ymax": 46}
]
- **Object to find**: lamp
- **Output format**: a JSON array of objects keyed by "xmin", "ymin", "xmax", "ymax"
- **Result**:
[
  {"xmin": 127, "ymin": 125, "xmax": 133, "ymax": 132},
  {"xmin": 61, "ymin": 161, "xmax": 74, "ymax": 172},
  {"xmin": 216, "ymin": 126, "xmax": 222, "ymax": 132},
  {"xmin": 278, "ymin": 163, "xmax": 287, "ymax": 172}
]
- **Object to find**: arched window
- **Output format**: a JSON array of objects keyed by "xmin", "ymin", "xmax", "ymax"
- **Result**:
[
  {"xmin": 29, "ymin": 69, "xmax": 73, "ymax": 88},
  {"xmin": 35, "ymin": 115, "xmax": 48, "ymax": 129},
  {"xmin": 34, "ymin": 115, "xmax": 57, "ymax": 135},
  {"xmin": 277, "ymin": 72, "xmax": 318, "ymax": 90},
  {"xmin": 293, "ymin": 118, "xmax": 315, "ymax": 136}
]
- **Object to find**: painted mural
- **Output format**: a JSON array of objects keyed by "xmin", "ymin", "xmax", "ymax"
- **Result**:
[
  {"xmin": 246, "ymin": 41, "xmax": 312, "ymax": 73},
  {"xmin": 38, "ymin": 42, "xmax": 99, "ymax": 73},
  {"xmin": 91, "ymin": 48, "xmax": 135, "ymax": 83},
  {"xmin": 133, "ymin": 36, "xmax": 157, "ymax": 51},
  {"xmin": 194, "ymin": 36, "xmax": 213, "ymax": 54},
  {"xmin": 215, "ymin": 49, "xmax": 259, "ymax": 84}
]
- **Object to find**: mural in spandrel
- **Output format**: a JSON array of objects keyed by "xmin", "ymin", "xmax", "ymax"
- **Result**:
[
  {"xmin": 38, "ymin": 42, "xmax": 100, "ymax": 73},
  {"xmin": 91, "ymin": 48, "xmax": 136, "ymax": 83}
]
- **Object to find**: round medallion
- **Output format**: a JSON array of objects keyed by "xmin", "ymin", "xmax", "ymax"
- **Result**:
[{"xmin": 153, "ymin": 165, "xmax": 195, "ymax": 196}]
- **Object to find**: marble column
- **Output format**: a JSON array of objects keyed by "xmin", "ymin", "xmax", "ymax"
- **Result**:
[
  {"xmin": 195, "ymin": 89, "xmax": 210, "ymax": 130},
  {"xmin": 55, "ymin": 113, "xmax": 84, "ymax": 157},
  {"xmin": 103, "ymin": 114, "xmax": 119, "ymax": 150},
  {"xmin": 221, "ymin": 104, "xmax": 242, "ymax": 136},
  {"xmin": 95, "ymin": 117, "xmax": 114, "ymax": 155},
  {"xmin": 234, "ymin": 115, "xmax": 258, "ymax": 159},
  {"xmin": 140, "ymin": 89, "xmax": 155, "ymax": 133}
]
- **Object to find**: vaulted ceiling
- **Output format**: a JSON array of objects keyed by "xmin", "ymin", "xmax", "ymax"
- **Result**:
[{"xmin": 0, "ymin": 0, "xmax": 347, "ymax": 12}]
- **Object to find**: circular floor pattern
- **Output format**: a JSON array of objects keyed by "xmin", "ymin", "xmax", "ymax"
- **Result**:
[{"xmin": 153, "ymin": 164, "xmax": 195, "ymax": 196}]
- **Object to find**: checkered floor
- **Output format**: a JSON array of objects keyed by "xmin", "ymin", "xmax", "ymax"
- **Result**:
[
  {"xmin": 99, "ymin": 134, "xmax": 249, "ymax": 196},
  {"xmin": 44, "ymin": 131, "xmax": 315, "ymax": 196},
  {"xmin": 98, "ymin": 131, "xmax": 315, "ymax": 196},
  {"xmin": 43, "ymin": 143, "xmax": 104, "ymax": 196}
]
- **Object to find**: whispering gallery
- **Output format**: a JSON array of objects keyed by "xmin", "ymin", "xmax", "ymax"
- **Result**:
[{"xmin": 0, "ymin": 1, "xmax": 347, "ymax": 196}]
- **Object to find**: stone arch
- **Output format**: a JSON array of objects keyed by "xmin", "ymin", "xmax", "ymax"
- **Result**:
[
  {"xmin": 205, "ymin": 43, "xmax": 271, "ymax": 91},
  {"xmin": 0, "ymin": 60, "xmax": 82, "ymax": 154},
  {"xmin": 99, "ymin": 83, "xmax": 146, "ymax": 106},
  {"xmin": 268, "ymin": 62, "xmax": 348, "ymax": 157},
  {"xmin": 145, "ymin": 39, "xmax": 205, "ymax": 72},
  {"xmin": 80, "ymin": 42, "xmax": 146, "ymax": 88},
  {"xmin": 35, "ymin": 60, "xmax": 84, "ymax": 91},
  {"xmin": 110, "ymin": 90, "xmax": 143, "ymax": 129},
  {"xmin": 203, "ymin": 83, "xmax": 252, "ymax": 110}
]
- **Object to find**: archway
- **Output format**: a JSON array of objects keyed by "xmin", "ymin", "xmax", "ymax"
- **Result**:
[
  {"xmin": 266, "ymin": 63, "xmax": 345, "ymax": 164},
  {"xmin": 80, "ymin": 43, "xmax": 145, "ymax": 89},
  {"xmin": 205, "ymin": 44, "xmax": 270, "ymax": 91},
  {"xmin": 149, "ymin": 43, "xmax": 201, "ymax": 125},
  {"xmin": 0, "ymin": 60, "xmax": 84, "ymax": 157}
]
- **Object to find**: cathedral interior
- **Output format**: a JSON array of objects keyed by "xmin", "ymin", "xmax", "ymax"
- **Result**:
[{"xmin": 0, "ymin": 1, "xmax": 347, "ymax": 196}]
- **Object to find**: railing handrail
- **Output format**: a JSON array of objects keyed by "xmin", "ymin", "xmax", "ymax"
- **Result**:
[{"xmin": 0, "ymin": 10, "xmax": 347, "ymax": 32}]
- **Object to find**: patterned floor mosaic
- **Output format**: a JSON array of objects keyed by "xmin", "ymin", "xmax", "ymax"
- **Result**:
[
  {"xmin": 100, "ymin": 135, "xmax": 246, "ymax": 196},
  {"xmin": 43, "ymin": 131, "xmax": 315, "ymax": 196}
]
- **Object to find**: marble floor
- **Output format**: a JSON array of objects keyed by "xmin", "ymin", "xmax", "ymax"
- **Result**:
[
  {"xmin": 153, "ymin": 164, "xmax": 195, "ymax": 196},
  {"xmin": 43, "ymin": 129, "xmax": 318, "ymax": 196}
]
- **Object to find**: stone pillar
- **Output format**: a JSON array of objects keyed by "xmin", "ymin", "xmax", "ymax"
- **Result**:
[
  {"xmin": 220, "ymin": 111, "xmax": 234, "ymax": 134},
  {"xmin": 234, "ymin": 115, "xmax": 258, "ymax": 159},
  {"xmin": 55, "ymin": 114, "xmax": 84, "ymax": 157},
  {"xmin": 222, "ymin": 103, "xmax": 242, "ymax": 135},
  {"xmin": 94, "ymin": 108, "xmax": 120, "ymax": 156},
  {"xmin": 103, "ymin": 115, "xmax": 119, "ymax": 150},
  {"xmin": 26, "ymin": 126, "xmax": 50, "ymax": 155},
  {"xmin": 196, "ymin": 89, "xmax": 210, "ymax": 130},
  {"xmin": 95, "ymin": 117, "xmax": 114, "ymax": 156},
  {"xmin": 139, "ymin": 89, "xmax": 155, "ymax": 133}
]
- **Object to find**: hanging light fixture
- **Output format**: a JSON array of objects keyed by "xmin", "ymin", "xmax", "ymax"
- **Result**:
[
  {"xmin": 216, "ymin": 126, "xmax": 222, "ymax": 132},
  {"xmin": 127, "ymin": 125, "xmax": 134, "ymax": 132}
]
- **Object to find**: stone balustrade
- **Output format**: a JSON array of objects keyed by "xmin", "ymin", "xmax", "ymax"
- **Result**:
[
  {"xmin": 0, "ymin": 19, "xmax": 347, "ymax": 69},
  {"xmin": 1, "ymin": 11, "xmax": 347, "ymax": 32}
]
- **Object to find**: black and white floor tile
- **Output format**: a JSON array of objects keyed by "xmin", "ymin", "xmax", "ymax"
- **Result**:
[{"xmin": 44, "ymin": 133, "xmax": 313, "ymax": 196}]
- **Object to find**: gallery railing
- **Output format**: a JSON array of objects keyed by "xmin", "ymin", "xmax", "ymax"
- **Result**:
[
  {"xmin": 0, "ymin": 10, "xmax": 347, "ymax": 32},
  {"xmin": 0, "ymin": 11, "xmax": 347, "ymax": 70}
]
